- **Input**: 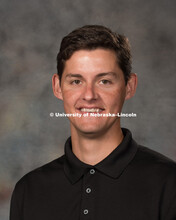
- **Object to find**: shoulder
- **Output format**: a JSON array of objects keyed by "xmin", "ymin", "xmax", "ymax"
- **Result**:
[
  {"xmin": 135, "ymin": 145, "xmax": 176, "ymax": 166},
  {"xmin": 132, "ymin": 145, "xmax": 176, "ymax": 180},
  {"xmin": 14, "ymin": 154, "xmax": 65, "ymax": 190},
  {"xmin": 133, "ymin": 145, "xmax": 176, "ymax": 218},
  {"xmin": 10, "ymin": 155, "xmax": 66, "ymax": 215}
]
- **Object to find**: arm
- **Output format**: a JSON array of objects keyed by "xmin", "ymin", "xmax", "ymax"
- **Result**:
[
  {"xmin": 10, "ymin": 179, "xmax": 25, "ymax": 220},
  {"xmin": 160, "ymin": 167, "xmax": 176, "ymax": 220}
]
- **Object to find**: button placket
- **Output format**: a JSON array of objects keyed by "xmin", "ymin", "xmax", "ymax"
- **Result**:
[
  {"xmin": 86, "ymin": 187, "xmax": 91, "ymax": 194},
  {"xmin": 83, "ymin": 209, "xmax": 89, "ymax": 215},
  {"xmin": 80, "ymin": 168, "xmax": 96, "ymax": 219},
  {"xmin": 85, "ymin": 168, "xmax": 95, "ymax": 197},
  {"xmin": 90, "ymin": 168, "xmax": 95, "ymax": 175}
]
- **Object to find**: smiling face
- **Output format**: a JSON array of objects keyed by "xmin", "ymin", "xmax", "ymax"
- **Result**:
[{"xmin": 53, "ymin": 49, "xmax": 137, "ymax": 138}]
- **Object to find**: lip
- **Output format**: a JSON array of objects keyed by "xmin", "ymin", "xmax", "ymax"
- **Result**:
[
  {"xmin": 76, "ymin": 107, "xmax": 105, "ymax": 113},
  {"xmin": 76, "ymin": 105, "xmax": 105, "ymax": 109}
]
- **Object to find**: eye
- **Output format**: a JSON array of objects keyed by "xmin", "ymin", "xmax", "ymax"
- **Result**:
[
  {"xmin": 100, "ymin": 79, "xmax": 112, "ymax": 85},
  {"xmin": 71, "ymin": 80, "xmax": 82, "ymax": 85}
]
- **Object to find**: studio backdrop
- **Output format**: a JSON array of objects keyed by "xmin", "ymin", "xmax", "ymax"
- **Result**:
[{"xmin": 0, "ymin": 0, "xmax": 176, "ymax": 220}]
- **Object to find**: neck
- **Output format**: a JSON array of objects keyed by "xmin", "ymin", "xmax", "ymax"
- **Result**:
[{"xmin": 71, "ymin": 124, "xmax": 124, "ymax": 165}]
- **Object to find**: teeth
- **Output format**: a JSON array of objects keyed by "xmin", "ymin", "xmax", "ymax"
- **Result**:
[{"xmin": 80, "ymin": 108, "xmax": 102, "ymax": 113}]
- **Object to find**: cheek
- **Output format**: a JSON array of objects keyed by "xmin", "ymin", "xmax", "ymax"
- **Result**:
[
  {"xmin": 62, "ymin": 89, "xmax": 79, "ymax": 108},
  {"xmin": 106, "ymin": 88, "xmax": 126, "ymax": 108}
]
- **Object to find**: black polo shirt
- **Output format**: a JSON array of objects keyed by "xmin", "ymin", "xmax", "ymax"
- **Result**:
[{"xmin": 10, "ymin": 128, "xmax": 176, "ymax": 220}]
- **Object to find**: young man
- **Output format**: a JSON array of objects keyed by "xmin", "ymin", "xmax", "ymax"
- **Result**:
[{"xmin": 10, "ymin": 25, "xmax": 176, "ymax": 220}]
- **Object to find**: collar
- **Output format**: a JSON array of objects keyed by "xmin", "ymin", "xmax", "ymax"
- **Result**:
[{"xmin": 64, "ymin": 128, "xmax": 138, "ymax": 184}]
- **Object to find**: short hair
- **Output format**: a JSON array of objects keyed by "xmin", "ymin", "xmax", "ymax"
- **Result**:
[{"xmin": 56, "ymin": 25, "xmax": 132, "ymax": 84}]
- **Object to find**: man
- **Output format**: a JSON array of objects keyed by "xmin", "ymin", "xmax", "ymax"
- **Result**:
[{"xmin": 10, "ymin": 25, "xmax": 176, "ymax": 220}]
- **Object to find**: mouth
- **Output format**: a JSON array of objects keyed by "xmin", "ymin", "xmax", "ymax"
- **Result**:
[{"xmin": 78, "ymin": 108, "xmax": 105, "ymax": 113}]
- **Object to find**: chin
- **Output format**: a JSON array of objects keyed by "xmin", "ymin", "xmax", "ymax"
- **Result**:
[
  {"xmin": 70, "ymin": 118, "xmax": 119, "ymax": 137},
  {"xmin": 73, "ymin": 123, "xmax": 109, "ymax": 138},
  {"xmin": 78, "ymin": 129, "xmax": 105, "ymax": 138},
  {"xmin": 78, "ymin": 125, "xmax": 101, "ymax": 133}
]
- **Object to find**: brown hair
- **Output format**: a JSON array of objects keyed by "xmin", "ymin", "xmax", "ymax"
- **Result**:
[{"xmin": 56, "ymin": 25, "xmax": 132, "ymax": 84}]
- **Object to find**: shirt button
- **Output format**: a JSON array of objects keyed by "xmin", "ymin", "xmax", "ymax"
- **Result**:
[
  {"xmin": 83, "ymin": 209, "xmax": 89, "ymax": 215},
  {"xmin": 90, "ymin": 169, "xmax": 95, "ymax": 174},
  {"xmin": 86, "ymin": 188, "xmax": 91, "ymax": 193}
]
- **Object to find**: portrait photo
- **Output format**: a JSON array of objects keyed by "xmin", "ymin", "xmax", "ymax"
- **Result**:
[{"xmin": 0, "ymin": 0, "xmax": 176, "ymax": 220}]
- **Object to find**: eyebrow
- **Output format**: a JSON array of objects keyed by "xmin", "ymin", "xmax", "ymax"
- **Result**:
[
  {"xmin": 65, "ymin": 72, "xmax": 117, "ymax": 79},
  {"xmin": 65, "ymin": 73, "xmax": 83, "ymax": 78},
  {"xmin": 95, "ymin": 72, "xmax": 117, "ymax": 78}
]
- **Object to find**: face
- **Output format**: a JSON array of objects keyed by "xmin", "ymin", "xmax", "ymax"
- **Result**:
[{"xmin": 53, "ymin": 49, "xmax": 137, "ymax": 137}]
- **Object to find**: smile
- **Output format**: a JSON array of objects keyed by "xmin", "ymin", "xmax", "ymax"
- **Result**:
[{"xmin": 80, "ymin": 108, "xmax": 104, "ymax": 113}]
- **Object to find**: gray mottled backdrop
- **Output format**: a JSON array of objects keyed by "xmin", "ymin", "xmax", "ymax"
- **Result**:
[{"xmin": 0, "ymin": 0, "xmax": 176, "ymax": 219}]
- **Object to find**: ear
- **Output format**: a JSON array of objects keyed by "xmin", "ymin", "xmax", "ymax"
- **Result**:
[
  {"xmin": 125, "ymin": 73, "xmax": 138, "ymax": 100},
  {"xmin": 52, "ymin": 74, "xmax": 63, "ymax": 100}
]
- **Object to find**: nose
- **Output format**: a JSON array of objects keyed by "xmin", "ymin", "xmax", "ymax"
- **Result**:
[{"xmin": 82, "ymin": 84, "xmax": 98, "ymax": 101}]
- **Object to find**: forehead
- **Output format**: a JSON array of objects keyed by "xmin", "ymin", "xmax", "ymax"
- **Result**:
[{"xmin": 63, "ymin": 49, "xmax": 119, "ymax": 74}]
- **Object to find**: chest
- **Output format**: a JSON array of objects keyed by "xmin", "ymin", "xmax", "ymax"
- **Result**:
[{"xmin": 23, "ymin": 169, "xmax": 161, "ymax": 220}]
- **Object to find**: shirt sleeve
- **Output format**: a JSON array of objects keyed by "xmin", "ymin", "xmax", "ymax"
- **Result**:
[
  {"xmin": 162, "ymin": 167, "xmax": 176, "ymax": 220},
  {"xmin": 10, "ymin": 179, "xmax": 25, "ymax": 220},
  {"xmin": 164, "ymin": 192, "xmax": 176, "ymax": 220}
]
